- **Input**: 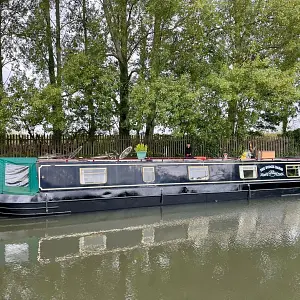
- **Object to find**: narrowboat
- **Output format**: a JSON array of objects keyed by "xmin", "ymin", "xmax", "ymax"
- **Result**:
[{"xmin": 1, "ymin": 151, "xmax": 300, "ymax": 217}]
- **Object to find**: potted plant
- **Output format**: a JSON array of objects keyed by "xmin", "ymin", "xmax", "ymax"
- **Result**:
[{"xmin": 135, "ymin": 143, "xmax": 148, "ymax": 159}]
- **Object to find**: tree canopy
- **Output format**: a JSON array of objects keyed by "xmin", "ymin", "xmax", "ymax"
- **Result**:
[{"xmin": 0, "ymin": 0, "xmax": 299, "ymax": 138}]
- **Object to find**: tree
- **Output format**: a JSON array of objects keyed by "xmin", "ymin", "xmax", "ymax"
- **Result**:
[
  {"xmin": 170, "ymin": 0, "xmax": 300, "ymax": 137},
  {"xmin": 101, "ymin": 0, "xmax": 130, "ymax": 135},
  {"xmin": 0, "ymin": 0, "xmax": 19, "ymax": 87},
  {"xmin": 4, "ymin": 72, "xmax": 50, "ymax": 136},
  {"xmin": 101, "ymin": 0, "xmax": 152, "ymax": 136},
  {"xmin": 0, "ymin": 0, "xmax": 30, "ymax": 94},
  {"xmin": 61, "ymin": 0, "xmax": 119, "ymax": 137},
  {"xmin": 63, "ymin": 51, "xmax": 118, "ymax": 135},
  {"xmin": 0, "ymin": 0, "xmax": 299, "ymax": 138},
  {"xmin": 208, "ymin": 60, "xmax": 299, "ymax": 137},
  {"xmin": 128, "ymin": 0, "xmax": 187, "ymax": 137},
  {"xmin": 262, "ymin": 0, "xmax": 300, "ymax": 133},
  {"xmin": 18, "ymin": 0, "xmax": 64, "ymax": 138}
]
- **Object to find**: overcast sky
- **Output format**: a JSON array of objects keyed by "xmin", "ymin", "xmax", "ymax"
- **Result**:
[{"xmin": 3, "ymin": 67, "xmax": 12, "ymax": 85}]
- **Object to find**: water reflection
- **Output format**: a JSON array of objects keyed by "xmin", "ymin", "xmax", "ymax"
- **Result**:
[{"xmin": 1, "ymin": 198, "xmax": 300, "ymax": 299}]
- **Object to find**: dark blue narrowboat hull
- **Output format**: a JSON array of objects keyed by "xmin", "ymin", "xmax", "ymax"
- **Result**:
[
  {"xmin": 1, "ymin": 186, "xmax": 300, "ymax": 217},
  {"xmin": 1, "ymin": 158, "xmax": 300, "ymax": 217}
]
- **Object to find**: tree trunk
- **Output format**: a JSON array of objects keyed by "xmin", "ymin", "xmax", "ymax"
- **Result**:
[
  {"xmin": 87, "ymin": 88, "xmax": 97, "ymax": 139},
  {"xmin": 53, "ymin": 0, "xmax": 63, "ymax": 140},
  {"xmin": 228, "ymin": 99, "xmax": 238, "ymax": 136},
  {"xmin": 145, "ymin": 13, "xmax": 162, "ymax": 138},
  {"xmin": 282, "ymin": 115, "xmax": 288, "ymax": 135},
  {"xmin": 43, "ymin": 0, "xmax": 62, "ymax": 140},
  {"xmin": 103, "ymin": 0, "xmax": 130, "ymax": 137},
  {"xmin": 139, "ymin": 21, "xmax": 147, "ymax": 80},
  {"xmin": 55, "ymin": 0, "xmax": 62, "ymax": 87},
  {"xmin": 145, "ymin": 117, "xmax": 155, "ymax": 137},
  {"xmin": 118, "ymin": 0, "xmax": 129, "ymax": 136},
  {"xmin": 82, "ymin": 0, "xmax": 88, "ymax": 53},
  {"xmin": 119, "ymin": 61, "xmax": 129, "ymax": 136},
  {"xmin": 88, "ymin": 113, "xmax": 97, "ymax": 139},
  {"xmin": 43, "ymin": 0, "xmax": 56, "ymax": 85},
  {"xmin": 82, "ymin": 0, "xmax": 96, "ymax": 140}
]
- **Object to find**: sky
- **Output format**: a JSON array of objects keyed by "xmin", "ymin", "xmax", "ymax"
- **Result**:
[{"xmin": 3, "ymin": 66, "xmax": 12, "ymax": 85}]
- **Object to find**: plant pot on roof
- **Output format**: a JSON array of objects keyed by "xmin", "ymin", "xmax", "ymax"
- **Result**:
[{"xmin": 135, "ymin": 143, "xmax": 148, "ymax": 160}]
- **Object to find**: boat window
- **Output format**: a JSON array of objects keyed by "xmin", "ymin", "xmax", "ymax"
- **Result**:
[
  {"xmin": 143, "ymin": 167, "xmax": 155, "ymax": 183},
  {"xmin": 286, "ymin": 165, "xmax": 300, "ymax": 177},
  {"xmin": 80, "ymin": 168, "xmax": 107, "ymax": 184},
  {"xmin": 5, "ymin": 163, "xmax": 29, "ymax": 187},
  {"xmin": 239, "ymin": 165, "xmax": 257, "ymax": 179},
  {"xmin": 188, "ymin": 166, "xmax": 209, "ymax": 180}
]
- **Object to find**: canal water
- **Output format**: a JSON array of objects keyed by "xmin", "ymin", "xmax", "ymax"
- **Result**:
[{"xmin": 1, "ymin": 198, "xmax": 300, "ymax": 299}]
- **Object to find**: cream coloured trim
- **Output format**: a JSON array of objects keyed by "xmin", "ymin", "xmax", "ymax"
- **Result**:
[
  {"xmin": 188, "ymin": 166, "xmax": 209, "ymax": 181},
  {"xmin": 39, "ymin": 177, "xmax": 300, "ymax": 191},
  {"xmin": 239, "ymin": 165, "xmax": 258, "ymax": 179},
  {"xmin": 142, "ymin": 166, "xmax": 155, "ymax": 183},
  {"xmin": 38, "ymin": 165, "xmax": 51, "ymax": 190},
  {"xmin": 79, "ymin": 168, "xmax": 107, "ymax": 185},
  {"xmin": 286, "ymin": 165, "xmax": 300, "ymax": 178}
]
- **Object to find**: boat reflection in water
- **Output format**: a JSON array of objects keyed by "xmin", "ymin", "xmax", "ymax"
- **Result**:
[{"xmin": 1, "ymin": 197, "xmax": 300, "ymax": 299}]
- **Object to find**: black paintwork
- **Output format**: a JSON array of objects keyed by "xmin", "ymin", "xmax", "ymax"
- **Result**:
[{"xmin": 1, "ymin": 158, "xmax": 300, "ymax": 217}]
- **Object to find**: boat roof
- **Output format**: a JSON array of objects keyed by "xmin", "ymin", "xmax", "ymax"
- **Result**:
[{"xmin": 36, "ymin": 157, "xmax": 300, "ymax": 163}]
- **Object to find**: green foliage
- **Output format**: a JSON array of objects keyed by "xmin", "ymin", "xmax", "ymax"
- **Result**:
[
  {"xmin": 286, "ymin": 129, "xmax": 300, "ymax": 143},
  {"xmin": 0, "ymin": 0, "xmax": 299, "ymax": 137},
  {"xmin": 62, "ymin": 51, "xmax": 118, "ymax": 135},
  {"xmin": 0, "ymin": 89, "xmax": 10, "ymax": 132},
  {"xmin": 134, "ymin": 143, "xmax": 148, "ymax": 152},
  {"xmin": 5, "ymin": 74, "xmax": 45, "ymax": 134},
  {"xmin": 206, "ymin": 59, "xmax": 299, "ymax": 136}
]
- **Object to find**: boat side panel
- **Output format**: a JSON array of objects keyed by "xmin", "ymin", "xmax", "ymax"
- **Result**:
[
  {"xmin": 39, "ymin": 162, "xmax": 238, "ymax": 191},
  {"xmin": 39, "ymin": 161, "xmax": 295, "ymax": 190},
  {"xmin": 40, "ymin": 164, "xmax": 153, "ymax": 189}
]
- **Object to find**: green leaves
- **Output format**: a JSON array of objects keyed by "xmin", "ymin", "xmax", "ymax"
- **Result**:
[
  {"xmin": 4, "ymin": 73, "xmax": 47, "ymax": 134},
  {"xmin": 63, "ymin": 51, "xmax": 118, "ymax": 134},
  {"xmin": 0, "ymin": 0, "xmax": 299, "ymax": 137}
]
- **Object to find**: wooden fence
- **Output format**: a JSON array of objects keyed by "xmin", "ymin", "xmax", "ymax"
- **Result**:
[{"xmin": 0, "ymin": 134, "xmax": 299, "ymax": 158}]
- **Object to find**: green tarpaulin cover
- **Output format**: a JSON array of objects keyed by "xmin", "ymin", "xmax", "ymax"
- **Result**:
[{"xmin": 0, "ymin": 158, "xmax": 38, "ymax": 195}]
